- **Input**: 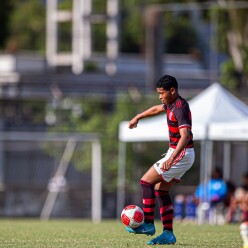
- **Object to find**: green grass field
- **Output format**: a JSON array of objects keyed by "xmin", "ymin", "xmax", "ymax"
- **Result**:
[{"xmin": 0, "ymin": 219, "xmax": 242, "ymax": 248}]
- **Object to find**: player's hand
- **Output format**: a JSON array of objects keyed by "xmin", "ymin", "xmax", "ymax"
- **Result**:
[
  {"xmin": 161, "ymin": 157, "xmax": 174, "ymax": 171},
  {"xmin": 129, "ymin": 117, "xmax": 138, "ymax": 129}
]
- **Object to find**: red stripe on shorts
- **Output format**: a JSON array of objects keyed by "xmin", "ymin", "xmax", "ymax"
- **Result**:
[{"xmin": 172, "ymin": 148, "xmax": 186, "ymax": 166}]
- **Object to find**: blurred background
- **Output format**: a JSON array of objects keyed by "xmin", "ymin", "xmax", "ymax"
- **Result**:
[{"xmin": 0, "ymin": 0, "xmax": 247, "ymax": 222}]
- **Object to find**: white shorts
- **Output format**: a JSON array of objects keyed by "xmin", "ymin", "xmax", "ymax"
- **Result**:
[{"xmin": 153, "ymin": 147, "xmax": 195, "ymax": 183}]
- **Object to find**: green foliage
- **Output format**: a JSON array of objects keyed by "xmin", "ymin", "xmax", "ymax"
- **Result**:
[
  {"xmin": 2, "ymin": 0, "xmax": 200, "ymax": 54},
  {"xmin": 92, "ymin": 0, "xmax": 106, "ymax": 13},
  {"xmin": 0, "ymin": 99, "xmax": 46, "ymax": 127},
  {"xmin": 84, "ymin": 61, "xmax": 100, "ymax": 72},
  {"xmin": 58, "ymin": 22, "xmax": 72, "ymax": 52},
  {"xmin": 7, "ymin": 0, "xmax": 45, "ymax": 52},
  {"xmin": 165, "ymin": 13, "xmax": 198, "ymax": 53},
  {"xmin": 213, "ymin": 7, "xmax": 229, "ymax": 53},
  {"xmin": 21, "ymin": 100, "xmax": 46, "ymax": 124},
  {"xmin": 120, "ymin": 0, "xmax": 146, "ymax": 53},
  {"xmin": 55, "ymin": 0, "xmax": 72, "ymax": 52},
  {"xmin": 220, "ymin": 59, "xmax": 239, "ymax": 91},
  {"xmin": 220, "ymin": 46, "xmax": 248, "ymax": 91},
  {"xmin": 57, "ymin": 0, "xmax": 72, "ymax": 10},
  {"xmin": 213, "ymin": 6, "xmax": 248, "ymax": 90},
  {"xmin": 243, "ymin": 46, "xmax": 248, "ymax": 75},
  {"xmin": 120, "ymin": 0, "xmax": 198, "ymax": 53},
  {"xmin": 92, "ymin": 24, "xmax": 106, "ymax": 52}
]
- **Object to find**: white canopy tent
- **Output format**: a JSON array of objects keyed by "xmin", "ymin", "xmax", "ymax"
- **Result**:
[
  {"xmin": 117, "ymin": 83, "xmax": 248, "ymax": 218},
  {"xmin": 209, "ymin": 121, "xmax": 248, "ymax": 141}
]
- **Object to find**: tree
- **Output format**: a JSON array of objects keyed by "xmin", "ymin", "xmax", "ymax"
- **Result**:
[
  {"xmin": 216, "ymin": 1, "xmax": 248, "ymax": 92},
  {"xmin": 120, "ymin": 0, "xmax": 198, "ymax": 53},
  {"xmin": 6, "ymin": 0, "xmax": 45, "ymax": 52}
]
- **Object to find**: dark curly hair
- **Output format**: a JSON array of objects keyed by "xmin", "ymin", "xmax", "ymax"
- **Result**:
[{"xmin": 156, "ymin": 75, "xmax": 178, "ymax": 90}]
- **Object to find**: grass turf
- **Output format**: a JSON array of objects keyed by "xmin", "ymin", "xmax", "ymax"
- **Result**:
[{"xmin": 0, "ymin": 219, "xmax": 242, "ymax": 248}]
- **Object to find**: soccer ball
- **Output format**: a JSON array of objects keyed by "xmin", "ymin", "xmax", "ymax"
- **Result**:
[{"xmin": 121, "ymin": 205, "xmax": 144, "ymax": 228}]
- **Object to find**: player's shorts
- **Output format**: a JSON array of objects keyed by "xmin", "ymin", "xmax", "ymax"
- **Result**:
[{"xmin": 153, "ymin": 147, "xmax": 195, "ymax": 183}]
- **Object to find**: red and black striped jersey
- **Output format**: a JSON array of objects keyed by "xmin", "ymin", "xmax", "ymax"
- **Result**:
[{"xmin": 163, "ymin": 96, "xmax": 194, "ymax": 148}]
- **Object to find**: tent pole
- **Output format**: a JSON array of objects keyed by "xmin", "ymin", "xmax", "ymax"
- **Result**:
[
  {"xmin": 204, "ymin": 138, "xmax": 214, "ymax": 201},
  {"xmin": 200, "ymin": 140, "xmax": 206, "ymax": 188},
  {"xmin": 203, "ymin": 139, "xmax": 209, "ymax": 223},
  {"xmin": 199, "ymin": 125, "xmax": 214, "ymax": 224},
  {"xmin": 116, "ymin": 141, "xmax": 126, "ymax": 219},
  {"xmin": 223, "ymin": 141, "xmax": 231, "ymax": 181},
  {"xmin": 197, "ymin": 139, "xmax": 208, "ymax": 225},
  {"xmin": 204, "ymin": 138, "xmax": 213, "ymax": 224},
  {"xmin": 206, "ymin": 140, "xmax": 213, "ymax": 181}
]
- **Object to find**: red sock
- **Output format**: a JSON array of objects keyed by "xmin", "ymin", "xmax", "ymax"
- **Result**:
[
  {"xmin": 140, "ymin": 180, "xmax": 156, "ymax": 224},
  {"xmin": 155, "ymin": 190, "xmax": 173, "ymax": 232}
]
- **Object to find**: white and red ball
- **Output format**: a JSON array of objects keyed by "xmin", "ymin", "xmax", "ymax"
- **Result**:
[{"xmin": 121, "ymin": 205, "xmax": 144, "ymax": 228}]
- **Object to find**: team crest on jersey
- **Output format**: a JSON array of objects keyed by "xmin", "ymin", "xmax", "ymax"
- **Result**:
[{"xmin": 168, "ymin": 111, "xmax": 174, "ymax": 120}]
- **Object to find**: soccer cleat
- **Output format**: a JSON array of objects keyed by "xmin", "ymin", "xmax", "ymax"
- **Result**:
[
  {"xmin": 147, "ymin": 230, "xmax": 176, "ymax": 245},
  {"xmin": 125, "ymin": 223, "xmax": 156, "ymax": 236}
]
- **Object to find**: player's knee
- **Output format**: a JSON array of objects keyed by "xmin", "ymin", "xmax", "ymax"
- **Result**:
[{"xmin": 140, "ymin": 179, "xmax": 150, "ymax": 186}]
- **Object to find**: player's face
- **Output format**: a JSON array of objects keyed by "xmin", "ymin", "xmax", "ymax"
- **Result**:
[{"xmin": 156, "ymin": 87, "xmax": 175, "ymax": 105}]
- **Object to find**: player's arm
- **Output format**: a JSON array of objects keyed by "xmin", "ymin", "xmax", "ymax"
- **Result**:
[
  {"xmin": 129, "ymin": 104, "xmax": 164, "ymax": 129},
  {"xmin": 170, "ymin": 127, "xmax": 190, "ymax": 160},
  {"xmin": 162, "ymin": 127, "xmax": 190, "ymax": 171}
]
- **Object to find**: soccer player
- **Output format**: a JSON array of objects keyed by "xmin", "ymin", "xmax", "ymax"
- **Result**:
[{"xmin": 126, "ymin": 75, "xmax": 195, "ymax": 245}]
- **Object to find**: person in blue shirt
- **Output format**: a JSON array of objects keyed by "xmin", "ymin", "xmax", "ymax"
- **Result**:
[
  {"xmin": 194, "ymin": 167, "xmax": 227, "ymax": 224},
  {"xmin": 195, "ymin": 167, "xmax": 227, "ymax": 205}
]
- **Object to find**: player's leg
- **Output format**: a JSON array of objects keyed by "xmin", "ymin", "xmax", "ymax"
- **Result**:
[
  {"xmin": 147, "ymin": 148, "xmax": 194, "ymax": 245},
  {"xmin": 140, "ymin": 166, "xmax": 170, "ymax": 226},
  {"xmin": 155, "ymin": 181, "xmax": 175, "ymax": 233},
  {"xmin": 125, "ymin": 166, "xmax": 161, "ymax": 236},
  {"xmin": 147, "ymin": 181, "xmax": 177, "ymax": 245},
  {"xmin": 140, "ymin": 180, "xmax": 156, "ymax": 225}
]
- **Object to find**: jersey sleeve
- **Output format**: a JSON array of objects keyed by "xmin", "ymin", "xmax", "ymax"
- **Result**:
[{"xmin": 174, "ymin": 106, "xmax": 191, "ymax": 129}]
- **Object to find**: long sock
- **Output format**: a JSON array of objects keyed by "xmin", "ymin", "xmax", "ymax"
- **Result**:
[
  {"xmin": 155, "ymin": 189, "xmax": 173, "ymax": 232},
  {"xmin": 140, "ymin": 180, "xmax": 156, "ymax": 224}
]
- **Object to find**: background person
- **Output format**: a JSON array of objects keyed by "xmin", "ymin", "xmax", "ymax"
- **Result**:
[
  {"xmin": 226, "ymin": 173, "xmax": 248, "ymax": 248},
  {"xmin": 194, "ymin": 167, "xmax": 227, "ymax": 225},
  {"xmin": 226, "ymin": 173, "xmax": 248, "ymax": 223}
]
